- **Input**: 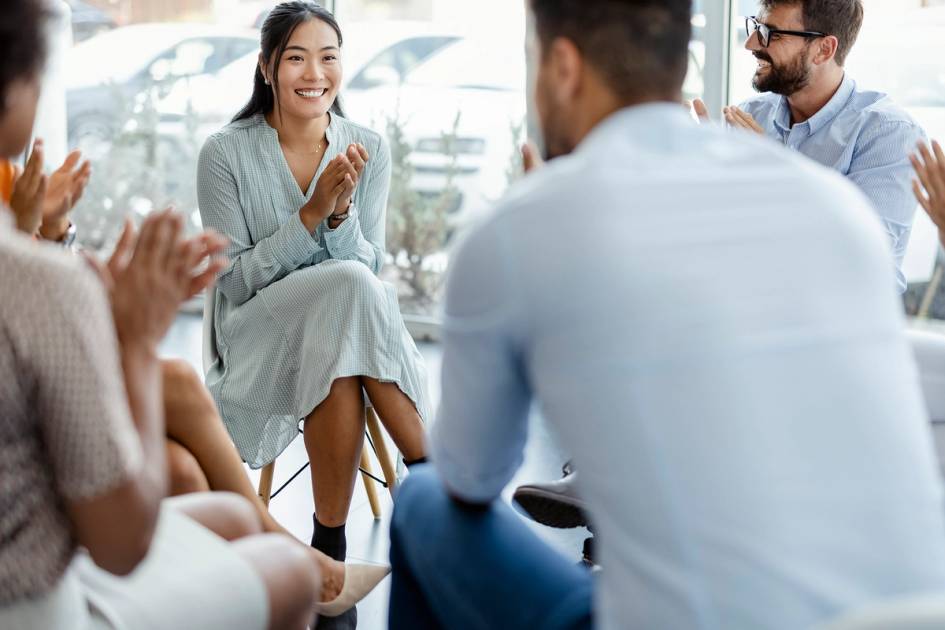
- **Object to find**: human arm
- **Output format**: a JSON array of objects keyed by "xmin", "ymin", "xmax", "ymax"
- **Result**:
[
  {"xmin": 429, "ymin": 219, "xmax": 531, "ymax": 505},
  {"xmin": 846, "ymin": 120, "xmax": 926, "ymax": 289},
  {"xmin": 322, "ymin": 136, "xmax": 390, "ymax": 274},
  {"xmin": 912, "ymin": 139, "xmax": 945, "ymax": 249},
  {"xmin": 197, "ymin": 134, "xmax": 328, "ymax": 306},
  {"xmin": 59, "ymin": 211, "xmax": 226, "ymax": 575}
]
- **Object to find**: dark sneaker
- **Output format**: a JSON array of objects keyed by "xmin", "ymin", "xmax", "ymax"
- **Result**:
[{"xmin": 513, "ymin": 471, "xmax": 588, "ymax": 529}]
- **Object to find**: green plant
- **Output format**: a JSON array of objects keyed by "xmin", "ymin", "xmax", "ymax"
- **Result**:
[
  {"xmin": 71, "ymin": 77, "xmax": 201, "ymax": 253},
  {"xmin": 383, "ymin": 108, "xmax": 460, "ymax": 314}
]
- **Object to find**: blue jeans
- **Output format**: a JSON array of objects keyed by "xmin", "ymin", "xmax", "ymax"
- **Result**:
[{"xmin": 388, "ymin": 465, "xmax": 594, "ymax": 630}]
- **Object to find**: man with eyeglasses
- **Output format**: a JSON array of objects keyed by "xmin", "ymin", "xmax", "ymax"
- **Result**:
[{"xmin": 696, "ymin": 0, "xmax": 924, "ymax": 294}]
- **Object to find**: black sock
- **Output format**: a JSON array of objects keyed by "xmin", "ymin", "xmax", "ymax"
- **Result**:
[
  {"xmin": 403, "ymin": 456, "xmax": 428, "ymax": 468},
  {"xmin": 311, "ymin": 514, "xmax": 346, "ymax": 561}
]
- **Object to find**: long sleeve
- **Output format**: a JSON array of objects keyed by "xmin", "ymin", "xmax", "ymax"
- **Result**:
[
  {"xmin": 846, "ymin": 119, "xmax": 926, "ymax": 292},
  {"xmin": 430, "ymin": 218, "xmax": 531, "ymax": 504},
  {"xmin": 197, "ymin": 134, "xmax": 324, "ymax": 306},
  {"xmin": 322, "ymin": 134, "xmax": 390, "ymax": 274}
]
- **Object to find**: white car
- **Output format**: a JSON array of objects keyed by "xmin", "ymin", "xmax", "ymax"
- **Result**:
[
  {"xmin": 343, "ymin": 34, "xmax": 527, "ymax": 232},
  {"xmin": 66, "ymin": 23, "xmax": 258, "ymax": 155},
  {"xmin": 155, "ymin": 21, "xmax": 461, "ymax": 136}
]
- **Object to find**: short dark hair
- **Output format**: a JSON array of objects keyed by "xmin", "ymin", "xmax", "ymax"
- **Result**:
[
  {"xmin": 529, "ymin": 0, "xmax": 692, "ymax": 102},
  {"xmin": 760, "ymin": 0, "xmax": 863, "ymax": 65},
  {"xmin": 0, "ymin": 0, "xmax": 48, "ymax": 114}
]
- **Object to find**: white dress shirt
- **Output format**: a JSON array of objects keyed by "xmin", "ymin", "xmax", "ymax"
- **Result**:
[{"xmin": 431, "ymin": 104, "xmax": 945, "ymax": 630}]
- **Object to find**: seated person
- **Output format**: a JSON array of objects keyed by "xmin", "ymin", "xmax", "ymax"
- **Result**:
[
  {"xmin": 0, "ymin": 3, "xmax": 383, "ymax": 628},
  {"xmin": 388, "ymin": 1, "xmax": 945, "ymax": 628},
  {"xmin": 1, "ymin": 137, "xmax": 306, "ymax": 540},
  {"xmin": 702, "ymin": 0, "xmax": 923, "ymax": 292},
  {"xmin": 524, "ymin": 0, "xmax": 928, "ymax": 528},
  {"xmin": 197, "ymin": 12, "xmax": 430, "ymax": 621}
]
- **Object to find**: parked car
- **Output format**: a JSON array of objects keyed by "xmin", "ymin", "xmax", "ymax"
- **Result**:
[
  {"xmin": 66, "ymin": 23, "xmax": 258, "ymax": 157},
  {"xmin": 66, "ymin": 0, "xmax": 115, "ymax": 43},
  {"xmin": 155, "ymin": 20, "xmax": 459, "ymax": 127},
  {"xmin": 343, "ymin": 35, "xmax": 526, "ymax": 231}
]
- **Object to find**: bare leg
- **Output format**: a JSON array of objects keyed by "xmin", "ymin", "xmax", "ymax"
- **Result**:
[
  {"xmin": 234, "ymin": 535, "xmax": 322, "ymax": 630},
  {"xmin": 161, "ymin": 359, "xmax": 285, "ymax": 534},
  {"xmin": 303, "ymin": 376, "xmax": 365, "ymax": 527},
  {"xmin": 167, "ymin": 492, "xmax": 345, "ymax": 603},
  {"xmin": 361, "ymin": 377, "xmax": 427, "ymax": 461},
  {"xmin": 165, "ymin": 491, "xmax": 262, "ymax": 540},
  {"xmin": 166, "ymin": 438, "xmax": 210, "ymax": 495}
]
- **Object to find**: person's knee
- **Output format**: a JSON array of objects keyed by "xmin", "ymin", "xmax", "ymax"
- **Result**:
[
  {"xmin": 331, "ymin": 260, "xmax": 376, "ymax": 286},
  {"xmin": 166, "ymin": 441, "xmax": 209, "ymax": 495},
  {"xmin": 392, "ymin": 464, "xmax": 443, "ymax": 534},
  {"xmin": 162, "ymin": 358, "xmax": 217, "ymax": 419},
  {"xmin": 211, "ymin": 492, "xmax": 264, "ymax": 539},
  {"xmin": 161, "ymin": 357, "xmax": 199, "ymax": 388}
]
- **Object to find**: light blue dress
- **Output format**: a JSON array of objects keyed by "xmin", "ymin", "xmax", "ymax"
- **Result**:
[{"xmin": 197, "ymin": 112, "xmax": 430, "ymax": 468}]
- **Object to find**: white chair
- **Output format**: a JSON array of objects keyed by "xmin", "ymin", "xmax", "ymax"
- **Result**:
[
  {"xmin": 815, "ymin": 593, "xmax": 945, "ymax": 630},
  {"xmin": 201, "ymin": 288, "xmax": 397, "ymax": 518},
  {"xmin": 907, "ymin": 327, "xmax": 945, "ymax": 479}
]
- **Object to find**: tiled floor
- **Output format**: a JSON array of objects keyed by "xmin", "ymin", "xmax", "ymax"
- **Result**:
[{"xmin": 160, "ymin": 314, "xmax": 590, "ymax": 629}]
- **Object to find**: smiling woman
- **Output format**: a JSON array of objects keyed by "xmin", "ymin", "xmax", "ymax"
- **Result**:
[{"xmin": 197, "ymin": 7, "xmax": 431, "ymax": 625}]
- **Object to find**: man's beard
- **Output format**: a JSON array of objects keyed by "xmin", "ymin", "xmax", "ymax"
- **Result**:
[{"xmin": 751, "ymin": 50, "xmax": 812, "ymax": 96}]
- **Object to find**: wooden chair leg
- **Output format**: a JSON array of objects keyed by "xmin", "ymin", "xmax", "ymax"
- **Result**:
[
  {"xmin": 258, "ymin": 461, "xmax": 275, "ymax": 507},
  {"xmin": 366, "ymin": 406, "xmax": 397, "ymax": 498},
  {"xmin": 360, "ymin": 445, "xmax": 382, "ymax": 519}
]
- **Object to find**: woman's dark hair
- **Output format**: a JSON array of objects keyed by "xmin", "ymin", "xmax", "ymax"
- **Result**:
[
  {"xmin": 233, "ymin": 1, "xmax": 345, "ymax": 122},
  {"xmin": 0, "ymin": 0, "xmax": 49, "ymax": 115}
]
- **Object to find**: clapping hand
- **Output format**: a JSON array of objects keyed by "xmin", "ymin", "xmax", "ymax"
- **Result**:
[
  {"xmin": 300, "ymin": 153, "xmax": 362, "ymax": 231},
  {"xmin": 522, "ymin": 141, "xmax": 543, "ymax": 174},
  {"xmin": 690, "ymin": 98, "xmax": 710, "ymax": 123},
  {"xmin": 911, "ymin": 139, "xmax": 945, "ymax": 248},
  {"xmin": 39, "ymin": 149, "xmax": 91, "ymax": 241},
  {"xmin": 333, "ymin": 143, "xmax": 369, "ymax": 216},
  {"xmin": 85, "ymin": 210, "xmax": 228, "ymax": 350},
  {"xmin": 9, "ymin": 139, "xmax": 46, "ymax": 236},
  {"xmin": 723, "ymin": 106, "xmax": 764, "ymax": 134}
]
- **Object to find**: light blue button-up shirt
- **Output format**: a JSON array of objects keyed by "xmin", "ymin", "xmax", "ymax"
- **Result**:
[
  {"xmin": 431, "ymin": 104, "xmax": 945, "ymax": 630},
  {"xmin": 741, "ymin": 75, "xmax": 926, "ymax": 292}
]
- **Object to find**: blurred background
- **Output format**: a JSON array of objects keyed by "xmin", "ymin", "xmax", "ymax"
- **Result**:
[{"xmin": 52, "ymin": 0, "xmax": 945, "ymax": 324}]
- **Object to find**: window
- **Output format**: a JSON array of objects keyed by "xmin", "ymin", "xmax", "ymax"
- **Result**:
[{"xmin": 60, "ymin": 0, "xmax": 720, "ymax": 325}]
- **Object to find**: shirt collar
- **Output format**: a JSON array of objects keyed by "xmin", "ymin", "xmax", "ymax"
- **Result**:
[
  {"xmin": 774, "ymin": 73, "xmax": 855, "ymax": 134},
  {"xmin": 257, "ymin": 110, "xmax": 337, "ymax": 143},
  {"xmin": 577, "ymin": 102, "xmax": 695, "ymax": 155},
  {"xmin": 805, "ymin": 73, "xmax": 855, "ymax": 134}
]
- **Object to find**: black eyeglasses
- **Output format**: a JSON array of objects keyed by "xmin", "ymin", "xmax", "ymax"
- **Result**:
[{"xmin": 745, "ymin": 16, "xmax": 826, "ymax": 48}]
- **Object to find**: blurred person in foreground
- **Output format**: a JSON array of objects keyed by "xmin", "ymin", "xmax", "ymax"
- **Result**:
[
  {"xmin": 0, "ymin": 1, "xmax": 383, "ymax": 627},
  {"xmin": 388, "ymin": 1, "xmax": 945, "ymax": 628}
]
